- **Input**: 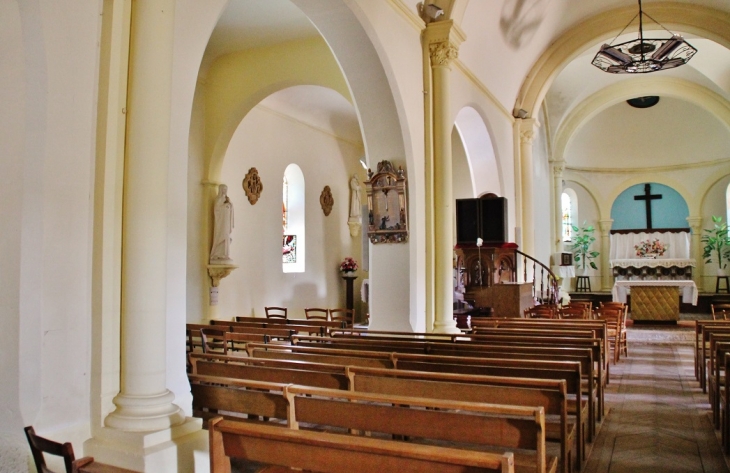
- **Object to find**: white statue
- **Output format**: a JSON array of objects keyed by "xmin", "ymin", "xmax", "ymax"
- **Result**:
[
  {"xmin": 210, "ymin": 184, "xmax": 234, "ymax": 264},
  {"xmin": 349, "ymin": 174, "xmax": 362, "ymax": 219}
]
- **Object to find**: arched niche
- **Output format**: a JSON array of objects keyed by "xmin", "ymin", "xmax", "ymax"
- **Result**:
[{"xmin": 611, "ymin": 183, "xmax": 689, "ymax": 231}]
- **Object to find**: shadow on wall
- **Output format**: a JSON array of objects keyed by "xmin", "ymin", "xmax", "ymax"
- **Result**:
[{"xmin": 500, "ymin": 0, "xmax": 550, "ymax": 48}]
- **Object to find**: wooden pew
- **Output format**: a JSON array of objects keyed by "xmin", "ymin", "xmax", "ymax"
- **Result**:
[
  {"xmin": 189, "ymin": 354, "xmax": 575, "ymax": 472},
  {"xmin": 248, "ymin": 344, "xmax": 589, "ymax": 459},
  {"xmin": 708, "ymin": 335, "xmax": 730, "ymax": 427},
  {"xmin": 284, "ymin": 385, "xmax": 556, "ymax": 473},
  {"xmin": 209, "ymin": 417, "xmax": 515, "ymax": 473},
  {"xmin": 345, "ymin": 366, "xmax": 575, "ymax": 473},
  {"xmin": 696, "ymin": 323, "xmax": 730, "ymax": 392},
  {"xmin": 694, "ymin": 320, "xmax": 730, "ymax": 379}
]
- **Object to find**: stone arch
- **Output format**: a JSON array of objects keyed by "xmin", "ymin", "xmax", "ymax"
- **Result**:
[
  {"xmin": 515, "ymin": 2, "xmax": 730, "ymax": 117},
  {"xmin": 453, "ymin": 106, "xmax": 503, "ymax": 197}
]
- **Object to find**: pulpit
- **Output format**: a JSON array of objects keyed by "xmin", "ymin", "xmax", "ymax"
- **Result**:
[{"xmin": 454, "ymin": 243, "xmax": 532, "ymax": 318}]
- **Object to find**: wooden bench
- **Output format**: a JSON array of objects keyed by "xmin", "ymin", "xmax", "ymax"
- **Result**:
[
  {"xmin": 696, "ymin": 322, "xmax": 730, "ymax": 392},
  {"xmin": 345, "ymin": 366, "xmax": 575, "ymax": 473},
  {"xmin": 694, "ymin": 320, "xmax": 730, "ymax": 380},
  {"xmin": 284, "ymin": 384, "xmax": 557, "ymax": 473},
  {"xmin": 189, "ymin": 354, "xmax": 575, "ymax": 472},
  {"xmin": 247, "ymin": 345, "xmax": 588, "ymax": 462},
  {"xmin": 209, "ymin": 417, "xmax": 515, "ymax": 473}
]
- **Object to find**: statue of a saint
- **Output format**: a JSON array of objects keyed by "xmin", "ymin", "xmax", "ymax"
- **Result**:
[
  {"xmin": 210, "ymin": 184, "xmax": 234, "ymax": 264},
  {"xmin": 349, "ymin": 174, "xmax": 362, "ymax": 219}
]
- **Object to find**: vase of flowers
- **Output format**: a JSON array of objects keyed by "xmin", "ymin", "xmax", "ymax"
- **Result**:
[
  {"xmin": 340, "ymin": 257, "xmax": 358, "ymax": 276},
  {"xmin": 634, "ymin": 238, "xmax": 668, "ymax": 259}
]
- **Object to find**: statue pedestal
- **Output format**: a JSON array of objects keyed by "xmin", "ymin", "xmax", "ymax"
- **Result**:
[{"xmin": 342, "ymin": 275, "xmax": 357, "ymax": 313}]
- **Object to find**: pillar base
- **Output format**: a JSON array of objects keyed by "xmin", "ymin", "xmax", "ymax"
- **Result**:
[
  {"xmin": 432, "ymin": 317, "xmax": 461, "ymax": 334},
  {"xmin": 105, "ymin": 389, "xmax": 186, "ymax": 432},
  {"xmin": 84, "ymin": 417, "xmax": 207, "ymax": 472}
]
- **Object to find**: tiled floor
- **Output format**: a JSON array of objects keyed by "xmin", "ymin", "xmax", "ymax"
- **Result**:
[{"xmin": 584, "ymin": 342, "xmax": 730, "ymax": 472}]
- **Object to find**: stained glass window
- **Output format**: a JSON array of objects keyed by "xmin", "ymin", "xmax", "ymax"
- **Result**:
[{"xmin": 562, "ymin": 192, "xmax": 572, "ymax": 242}]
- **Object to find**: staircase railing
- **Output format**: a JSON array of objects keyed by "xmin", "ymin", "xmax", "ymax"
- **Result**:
[{"xmin": 514, "ymin": 249, "xmax": 560, "ymax": 305}]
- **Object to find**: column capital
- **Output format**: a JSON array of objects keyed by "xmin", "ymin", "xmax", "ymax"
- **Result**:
[
  {"xmin": 599, "ymin": 219, "xmax": 614, "ymax": 235},
  {"xmin": 423, "ymin": 19, "xmax": 462, "ymax": 68},
  {"xmin": 687, "ymin": 216, "xmax": 703, "ymax": 231},
  {"xmin": 552, "ymin": 160, "xmax": 565, "ymax": 176},
  {"xmin": 517, "ymin": 117, "xmax": 540, "ymax": 144}
]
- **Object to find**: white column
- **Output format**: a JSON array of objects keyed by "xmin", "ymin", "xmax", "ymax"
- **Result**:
[
  {"xmin": 599, "ymin": 219, "xmax": 613, "ymax": 291},
  {"xmin": 687, "ymin": 216, "xmax": 703, "ymax": 289},
  {"xmin": 517, "ymin": 118, "xmax": 539, "ymax": 258},
  {"xmin": 552, "ymin": 161, "xmax": 565, "ymax": 253},
  {"xmin": 85, "ymin": 1, "xmax": 205, "ymax": 470},
  {"xmin": 425, "ymin": 20, "xmax": 461, "ymax": 334}
]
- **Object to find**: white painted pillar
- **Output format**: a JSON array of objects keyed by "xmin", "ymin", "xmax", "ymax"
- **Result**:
[
  {"xmin": 425, "ymin": 20, "xmax": 461, "ymax": 334},
  {"xmin": 552, "ymin": 161, "xmax": 565, "ymax": 253},
  {"xmin": 85, "ymin": 1, "xmax": 205, "ymax": 470},
  {"xmin": 517, "ymin": 118, "xmax": 539, "ymax": 258},
  {"xmin": 687, "ymin": 216, "xmax": 703, "ymax": 289},
  {"xmin": 599, "ymin": 219, "xmax": 613, "ymax": 291}
]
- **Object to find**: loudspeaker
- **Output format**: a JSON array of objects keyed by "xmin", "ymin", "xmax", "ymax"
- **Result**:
[
  {"xmin": 455, "ymin": 197, "xmax": 508, "ymax": 244},
  {"xmin": 480, "ymin": 197, "xmax": 507, "ymax": 243},
  {"xmin": 456, "ymin": 199, "xmax": 480, "ymax": 244}
]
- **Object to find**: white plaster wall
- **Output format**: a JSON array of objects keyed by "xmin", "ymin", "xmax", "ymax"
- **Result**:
[
  {"xmin": 532, "ymin": 123, "xmax": 553, "ymax": 265},
  {"xmin": 701, "ymin": 173, "xmax": 730, "ymax": 290},
  {"xmin": 215, "ymin": 105, "xmax": 363, "ymax": 321},
  {"xmin": 0, "ymin": 0, "xmax": 100, "ymax": 468},
  {"xmin": 564, "ymin": 180, "xmax": 604, "ymax": 289}
]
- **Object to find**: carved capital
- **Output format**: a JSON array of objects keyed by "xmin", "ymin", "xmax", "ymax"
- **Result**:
[
  {"xmin": 552, "ymin": 161, "xmax": 565, "ymax": 176},
  {"xmin": 598, "ymin": 219, "xmax": 614, "ymax": 236},
  {"xmin": 207, "ymin": 264, "xmax": 238, "ymax": 288},
  {"xmin": 520, "ymin": 129, "xmax": 535, "ymax": 144},
  {"xmin": 429, "ymin": 41, "xmax": 458, "ymax": 67},
  {"xmin": 686, "ymin": 216, "xmax": 703, "ymax": 232}
]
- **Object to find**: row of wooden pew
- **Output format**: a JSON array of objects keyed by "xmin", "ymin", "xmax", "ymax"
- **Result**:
[
  {"xmin": 695, "ymin": 319, "xmax": 730, "ymax": 453},
  {"xmin": 190, "ymin": 318, "xmax": 612, "ymax": 473}
]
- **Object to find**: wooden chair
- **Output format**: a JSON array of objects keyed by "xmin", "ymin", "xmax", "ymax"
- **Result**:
[
  {"xmin": 25, "ymin": 425, "xmax": 76, "ymax": 473},
  {"xmin": 712, "ymin": 304, "xmax": 730, "ymax": 321},
  {"xmin": 594, "ymin": 307, "xmax": 623, "ymax": 363},
  {"xmin": 329, "ymin": 308, "xmax": 354, "ymax": 326},
  {"xmin": 566, "ymin": 301, "xmax": 592, "ymax": 318},
  {"xmin": 524, "ymin": 305, "xmax": 556, "ymax": 319},
  {"xmin": 601, "ymin": 302, "xmax": 629, "ymax": 359},
  {"xmin": 304, "ymin": 307, "xmax": 329, "ymax": 321},
  {"xmin": 200, "ymin": 327, "xmax": 228, "ymax": 354},
  {"xmin": 265, "ymin": 306, "xmax": 288, "ymax": 320},
  {"xmin": 558, "ymin": 306, "xmax": 586, "ymax": 319}
]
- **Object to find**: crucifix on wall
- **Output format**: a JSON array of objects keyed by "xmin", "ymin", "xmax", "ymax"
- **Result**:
[{"xmin": 634, "ymin": 183, "xmax": 662, "ymax": 229}]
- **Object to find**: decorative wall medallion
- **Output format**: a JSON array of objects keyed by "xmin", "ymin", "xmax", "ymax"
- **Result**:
[
  {"xmin": 320, "ymin": 185, "xmax": 334, "ymax": 216},
  {"xmin": 242, "ymin": 167, "xmax": 263, "ymax": 205}
]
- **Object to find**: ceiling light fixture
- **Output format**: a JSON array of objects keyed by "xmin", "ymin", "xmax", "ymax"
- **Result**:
[{"xmin": 591, "ymin": 0, "xmax": 697, "ymax": 74}]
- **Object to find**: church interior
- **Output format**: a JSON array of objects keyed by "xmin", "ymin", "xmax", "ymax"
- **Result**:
[{"xmin": 3, "ymin": 0, "xmax": 730, "ymax": 471}]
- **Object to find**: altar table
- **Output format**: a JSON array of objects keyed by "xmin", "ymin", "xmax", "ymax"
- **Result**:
[{"xmin": 612, "ymin": 280, "xmax": 698, "ymax": 321}]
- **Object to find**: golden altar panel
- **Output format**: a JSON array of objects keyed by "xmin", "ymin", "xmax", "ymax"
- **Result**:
[{"xmin": 631, "ymin": 286, "xmax": 680, "ymax": 321}]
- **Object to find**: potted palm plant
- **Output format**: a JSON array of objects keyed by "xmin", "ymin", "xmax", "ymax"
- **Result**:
[
  {"xmin": 570, "ymin": 222, "xmax": 599, "ymax": 274},
  {"xmin": 702, "ymin": 216, "xmax": 730, "ymax": 276}
]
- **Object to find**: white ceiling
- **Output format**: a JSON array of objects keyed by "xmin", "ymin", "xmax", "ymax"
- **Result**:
[{"xmin": 202, "ymin": 0, "xmax": 730, "ymax": 171}]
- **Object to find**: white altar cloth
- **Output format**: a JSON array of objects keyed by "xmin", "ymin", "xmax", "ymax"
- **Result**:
[
  {"xmin": 612, "ymin": 280, "xmax": 698, "ymax": 305},
  {"xmin": 609, "ymin": 231, "xmax": 690, "ymax": 260},
  {"xmin": 610, "ymin": 258, "xmax": 696, "ymax": 269}
]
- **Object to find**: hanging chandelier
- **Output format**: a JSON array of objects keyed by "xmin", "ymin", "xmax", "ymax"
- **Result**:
[{"xmin": 591, "ymin": 0, "xmax": 697, "ymax": 74}]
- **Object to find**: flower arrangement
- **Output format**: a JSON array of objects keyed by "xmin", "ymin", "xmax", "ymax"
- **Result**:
[
  {"xmin": 634, "ymin": 239, "xmax": 668, "ymax": 258},
  {"xmin": 339, "ymin": 257, "xmax": 358, "ymax": 273}
]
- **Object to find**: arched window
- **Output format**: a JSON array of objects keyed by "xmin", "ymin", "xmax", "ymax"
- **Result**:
[
  {"xmin": 562, "ymin": 192, "xmax": 572, "ymax": 242},
  {"xmin": 282, "ymin": 164, "xmax": 305, "ymax": 273},
  {"xmin": 726, "ymin": 183, "xmax": 730, "ymax": 225},
  {"xmin": 562, "ymin": 188, "xmax": 579, "ymax": 243}
]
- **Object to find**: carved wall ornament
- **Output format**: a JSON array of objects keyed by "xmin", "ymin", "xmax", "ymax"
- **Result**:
[
  {"xmin": 320, "ymin": 185, "xmax": 334, "ymax": 216},
  {"xmin": 520, "ymin": 129, "xmax": 535, "ymax": 144},
  {"xmin": 365, "ymin": 160, "xmax": 409, "ymax": 244},
  {"xmin": 429, "ymin": 41, "xmax": 458, "ymax": 66},
  {"xmin": 242, "ymin": 167, "xmax": 263, "ymax": 205}
]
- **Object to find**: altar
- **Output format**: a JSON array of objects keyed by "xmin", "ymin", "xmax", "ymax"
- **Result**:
[
  {"xmin": 609, "ymin": 231, "xmax": 694, "ymax": 280},
  {"xmin": 612, "ymin": 280, "xmax": 698, "ymax": 321}
]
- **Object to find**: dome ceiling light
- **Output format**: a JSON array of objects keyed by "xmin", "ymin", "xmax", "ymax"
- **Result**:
[{"xmin": 591, "ymin": 0, "xmax": 697, "ymax": 74}]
